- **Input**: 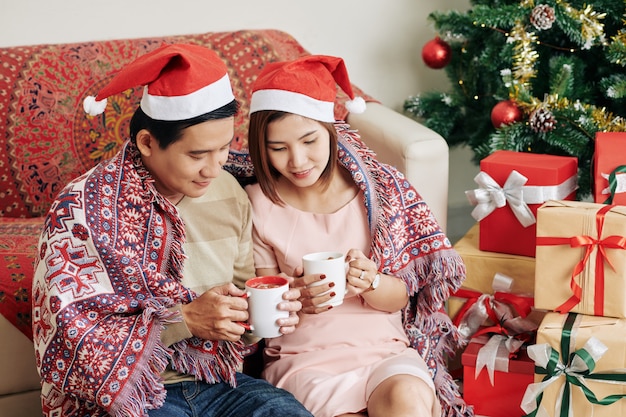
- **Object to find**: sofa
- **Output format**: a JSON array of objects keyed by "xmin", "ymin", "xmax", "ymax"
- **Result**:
[{"xmin": 0, "ymin": 29, "xmax": 449, "ymax": 417}]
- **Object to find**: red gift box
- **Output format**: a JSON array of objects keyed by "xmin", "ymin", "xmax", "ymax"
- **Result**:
[
  {"xmin": 467, "ymin": 150, "xmax": 578, "ymax": 257},
  {"xmin": 593, "ymin": 132, "xmax": 626, "ymax": 205},
  {"xmin": 462, "ymin": 340, "xmax": 534, "ymax": 417}
]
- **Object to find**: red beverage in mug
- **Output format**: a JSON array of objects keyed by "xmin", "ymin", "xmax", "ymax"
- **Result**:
[{"xmin": 242, "ymin": 276, "xmax": 289, "ymax": 338}]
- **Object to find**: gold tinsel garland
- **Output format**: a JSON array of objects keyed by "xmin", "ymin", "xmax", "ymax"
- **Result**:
[
  {"xmin": 461, "ymin": 1, "xmax": 624, "ymax": 131},
  {"xmin": 505, "ymin": 1, "xmax": 624, "ymax": 131},
  {"xmin": 508, "ymin": 22, "xmax": 539, "ymax": 87},
  {"xmin": 608, "ymin": 21, "xmax": 626, "ymax": 66}
]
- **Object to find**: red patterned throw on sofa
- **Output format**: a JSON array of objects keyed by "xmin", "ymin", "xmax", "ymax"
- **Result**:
[{"xmin": 0, "ymin": 30, "xmax": 372, "ymax": 339}]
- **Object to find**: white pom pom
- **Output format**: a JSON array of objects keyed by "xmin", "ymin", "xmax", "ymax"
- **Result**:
[
  {"xmin": 345, "ymin": 96, "xmax": 366, "ymax": 114},
  {"xmin": 83, "ymin": 95, "xmax": 108, "ymax": 116}
]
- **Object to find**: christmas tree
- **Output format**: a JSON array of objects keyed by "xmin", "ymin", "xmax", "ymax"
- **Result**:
[{"xmin": 404, "ymin": 0, "xmax": 626, "ymax": 198}]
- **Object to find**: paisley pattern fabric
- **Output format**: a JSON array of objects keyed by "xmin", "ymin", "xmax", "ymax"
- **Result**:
[
  {"xmin": 0, "ymin": 30, "xmax": 370, "ymax": 219},
  {"xmin": 0, "ymin": 218, "xmax": 43, "ymax": 337},
  {"xmin": 0, "ymin": 30, "xmax": 372, "ymax": 340},
  {"xmin": 337, "ymin": 124, "xmax": 472, "ymax": 417}
]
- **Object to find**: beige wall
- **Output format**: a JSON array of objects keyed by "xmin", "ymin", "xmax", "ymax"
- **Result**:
[{"xmin": 0, "ymin": 0, "xmax": 475, "ymax": 208}]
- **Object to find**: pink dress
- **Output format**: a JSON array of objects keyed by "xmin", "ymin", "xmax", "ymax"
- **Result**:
[{"xmin": 245, "ymin": 184, "xmax": 439, "ymax": 417}]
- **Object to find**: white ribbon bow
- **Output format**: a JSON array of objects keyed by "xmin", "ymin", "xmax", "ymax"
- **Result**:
[
  {"xmin": 475, "ymin": 334, "xmax": 526, "ymax": 385},
  {"xmin": 457, "ymin": 273, "xmax": 515, "ymax": 339},
  {"xmin": 520, "ymin": 338, "xmax": 608, "ymax": 417},
  {"xmin": 601, "ymin": 172, "xmax": 626, "ymax": 195},
  {"xmin": 466, "ymin": 170, "xmax": 577, "ymax": 228},
  {"xmin": 466, "ymin": 170, "xmax": 536, "ymax": 227}
]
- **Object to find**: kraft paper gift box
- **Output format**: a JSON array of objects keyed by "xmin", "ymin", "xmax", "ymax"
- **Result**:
[
  {"xmin": 449, "ymin": 224, "xmax": 535, "ymax": 320},
  {"xmin": 535, "ymin": 201, "xmax": 626, "ymax": 318},
  {"xmin": 593, "ymin": 132, "xmax": 626, "ymax": 205},
  {"xmin": 463, "ymin": 336, "xmax": 535, "ymax": 417},
  {"xmin": 466, "ymin": 150, "xmax": 578, "ymax": 257},
  {"xmin": 522, "ymin": 312, "xmax": 626, "ymax": 417},
  {"xmin": 447, "ymin": 235, "xmax": 539, "ymax": 377}
]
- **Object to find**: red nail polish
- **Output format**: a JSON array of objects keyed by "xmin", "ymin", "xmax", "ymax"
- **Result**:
[
  {"xmin": 330, "ymin": 292, "xmax": 336, "ymax": 297},
  {"xmin": 320, "ymin": 274, "xmax": 326, "ymax": 279},
  {"xmin": 329, "ymin": 282, "xmax": 335, "ymax": 287}
]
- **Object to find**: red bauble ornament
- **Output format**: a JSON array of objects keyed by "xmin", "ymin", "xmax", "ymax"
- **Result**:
[
  {"xmin": 491, "ymin": 100, "xmax": 523, "ymax": 128},
  {"xmin": 422, "ymin": 37, "xmax": 452, "ymax": 69}
]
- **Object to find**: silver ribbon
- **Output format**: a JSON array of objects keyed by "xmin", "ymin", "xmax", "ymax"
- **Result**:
[
  {"xmin": 475, "ymin": 334, "xmax": 526, "ymax": 385},
  {"xmin": 492, "ymin": 272, "xmax": 514, "ymax": 292},
  {"xmin": 520, "ymin": 338, "xmax": 608, "ymax": 417},
  {"xmin": 601, "ymin": 172, "xmax": 626, "ymax": 195},
  {"xmin": 466, "ymin": 170, "xmax": 577, "ymax": 228},
  {"xmin": 457, "ymin": 273, "xmax": 514, "ymax": 339}
]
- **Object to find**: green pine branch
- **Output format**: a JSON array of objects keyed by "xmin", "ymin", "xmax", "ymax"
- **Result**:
[{"xmin": 404, "ymin": 0, "xmax": 626, "ymax": 198}]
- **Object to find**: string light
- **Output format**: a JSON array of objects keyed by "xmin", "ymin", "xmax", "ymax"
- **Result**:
[{"xmin": 405, "ymin": 0, "xmax": 626, "ymax": 198}]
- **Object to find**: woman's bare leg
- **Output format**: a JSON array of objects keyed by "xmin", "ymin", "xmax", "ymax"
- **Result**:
[{"xmin": 367, "ymin": 374, "xmax": 436, "ymax": 417}]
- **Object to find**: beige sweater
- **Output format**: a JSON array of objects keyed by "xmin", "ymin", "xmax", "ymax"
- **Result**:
[{"xmin": 161, "ymin": 170, "xmax": 256, "ymax": 382}]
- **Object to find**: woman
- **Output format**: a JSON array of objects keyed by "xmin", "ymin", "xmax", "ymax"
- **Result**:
[
  {"xmin": 33, "ymin": 43, "xmax": 311, "ymax": 417},
  {"xmin": 245, "ymin": 55, "xmax": 471, "ymax": 417}
]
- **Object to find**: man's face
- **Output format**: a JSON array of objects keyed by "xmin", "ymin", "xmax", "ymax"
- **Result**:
[{"xmin": 140, "ymin": 117, "xmax": 234, "ymax": 203}]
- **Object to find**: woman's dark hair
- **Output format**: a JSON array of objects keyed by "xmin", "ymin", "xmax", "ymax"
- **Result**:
[
  {"xmin": 248, "ymin": 110, "xmax": 338, "ymax": 205},
  {"xmin": 129, "ymin": 99, "xmax": 239, "ymax": 149}
]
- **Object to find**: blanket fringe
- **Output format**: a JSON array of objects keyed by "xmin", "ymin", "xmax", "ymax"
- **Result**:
[
  {"xmin": 409, "ymin": 311, "xmax": 473, "ymax": 417},
  {"xmin": 110, "ymin": 340, "xmax": 170, "ymax": 417},
  {"xmin": 171, "ymin": 338, "xmax": 244, "ymax": 387},
  {"xmin": 400, "ymin": 248, "xmax": 466, "ymax": 313},
  {"xmin": 108, "ymin": 304, "xmax": 174, "ymax": 417}
]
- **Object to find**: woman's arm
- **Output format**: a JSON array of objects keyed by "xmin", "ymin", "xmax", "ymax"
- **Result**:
[
  {"xmin": 357, "ymin": 272, "xmax": 408, "ymax": 312},
  {"xmin": 345, "ymin": 248, "xmax": 408, "ymax": 313},
  {"xmin": 255, "ymin": 267, "xmax": 281, "ymax": 277}
]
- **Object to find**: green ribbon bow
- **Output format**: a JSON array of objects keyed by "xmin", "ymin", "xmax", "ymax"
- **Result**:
[
  {"xmin": 603, "ymin": 165, "xmax": 626, "ymax": 204},
  {"xmin": 521, "ymin": 313, "xmax": 626, "ymax": 417}
]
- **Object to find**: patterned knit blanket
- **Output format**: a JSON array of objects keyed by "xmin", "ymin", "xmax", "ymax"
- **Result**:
[
  {"xmin": 337, "ymin": 124, "xmax": 473, "ymax": 417},
  {"xmin": 31, "ymin": 141, "xmax": 243, "ymax": 417}
]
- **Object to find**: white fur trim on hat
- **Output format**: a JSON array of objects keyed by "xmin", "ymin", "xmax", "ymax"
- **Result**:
[
  {"xmin": 83, "ymin": 95, "xmax": 108, "ymax": 116},
  {"xmin": 345, "ymin": 96, "xmax": 366, "ymax": 114},
  {"xmin": 141, "ymin": 74, "xmax": 234, "ymax": 121},
  {"xmin": 250, "ymin": 89, "xmax": 335, "ymax": 123}
]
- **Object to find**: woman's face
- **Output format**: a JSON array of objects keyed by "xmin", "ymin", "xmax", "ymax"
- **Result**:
[
  {"xmin": 140, "ymin": 117, "xmax": 234, "ymax": 203},
  {"xmin": 265, "ymin": 114, "xmax": 331, "ymax": 189}
]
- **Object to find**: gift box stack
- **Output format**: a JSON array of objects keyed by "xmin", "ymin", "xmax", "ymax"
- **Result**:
[
  {"xmin": 522, "ymin": 131, "xmax": 626, "ymax": 417},
  {"xmin": 451, "ymin": 149, "xmax": 578, "ymax": 417},
  {"xmin": 447, "ymin": 225, "xmax": 538, "ymax": 417},
  {"xmin": 452, "ymin": 135, "xmax": 626, "ymax": 417}
]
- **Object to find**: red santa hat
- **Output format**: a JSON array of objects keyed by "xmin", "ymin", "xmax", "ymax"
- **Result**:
[
  {"xmin": 249, "ymin": 55, "xmax": 366, "ymax": 123},
  {"xmin": 83, "ymin": 43, "xmax": 234, "ymax": 121}
]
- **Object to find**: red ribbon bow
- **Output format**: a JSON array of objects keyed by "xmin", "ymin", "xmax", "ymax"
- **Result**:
[
  {"xmin": 536, "ymin": 204, "xmax": 626, "ymax": 316},
  {"xmin": 453, "ymin": 288, "xmax": 533, "ymax": 323},
  {"xmin": 452, "ymin": 287, "xmax": 536, "ymax": 351}
]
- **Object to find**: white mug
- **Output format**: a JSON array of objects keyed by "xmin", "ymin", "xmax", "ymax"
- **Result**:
[
  {"xmin": 242, "ymin": 276, "xmax": 290, "ymax": 338},
  {"xmin": 302, "ymin": 251, "xmax": 347, "ymax": 307}
]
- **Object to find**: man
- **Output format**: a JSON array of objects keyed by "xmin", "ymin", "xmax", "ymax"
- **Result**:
[{"xmin": 31, "ymin": 43, "xmax": 312, "ymax": 417}]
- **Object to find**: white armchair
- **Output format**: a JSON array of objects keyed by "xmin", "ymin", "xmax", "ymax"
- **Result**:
[{"xmin": 348, "ymin": 102, "xmax": 449, "ymax": 231}]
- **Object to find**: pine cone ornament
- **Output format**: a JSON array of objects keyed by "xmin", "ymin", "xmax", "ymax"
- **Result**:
[
  {"xmin": 530, "ymin": 5, "xmax": 556, "ymax": 30},
  {"xmin": 529, "ymin": 108, "xmax": 557, "ymax": 132}
]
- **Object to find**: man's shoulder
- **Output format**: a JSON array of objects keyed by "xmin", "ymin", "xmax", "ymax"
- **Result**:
[
  {"xmin": 195, "ymin": 171, "xmax": 248, "ymax": 203},
  {"xmin": 215, "ymin": 169, "xmax": 242, "ymax": 186}
]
